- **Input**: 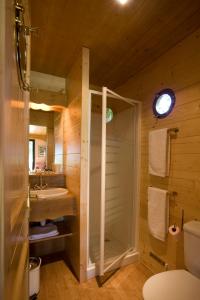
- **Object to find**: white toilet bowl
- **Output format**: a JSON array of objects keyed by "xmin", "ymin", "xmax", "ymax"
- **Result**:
[
  {"xmin": 143, "ymin": 269, "xmax": 200, "ymax": 300},
  {"xmin": 143, "ymin": 220, "xmax": 200, "ymax": 299}
]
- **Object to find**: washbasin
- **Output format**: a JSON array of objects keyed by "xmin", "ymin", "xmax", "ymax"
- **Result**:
[
  {"xmin": 29, "ymin": 188, "xmax": 76, "ymax": 222},
  {"xmin": 30, "ymin": 188, "xmax": 68, "ymax": 200}
]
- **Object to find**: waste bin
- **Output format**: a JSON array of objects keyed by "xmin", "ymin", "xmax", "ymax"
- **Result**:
[{"xmin": 29, "ymin": 257, "xmax": 41, "ymax": 298}]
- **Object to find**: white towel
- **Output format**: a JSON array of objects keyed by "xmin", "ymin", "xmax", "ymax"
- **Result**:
[
  {"xmin": 148, "ymin": 187, "xmax": 169, "ymax": 241},
  {"xmin": 149, "ymin": 128, "xmax": 170, "ymax": 177},
  {"xmin": 29, "ymin": 230, "xmax": 59, "ymax": 241},
  {"xmin": 29, "ymin": 223, "xmax": 59, "ymax": 241}
]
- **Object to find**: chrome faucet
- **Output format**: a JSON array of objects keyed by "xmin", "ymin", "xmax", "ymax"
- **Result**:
[{"xmin": 33, "ymin": 174, "xmax": 48, "ymax": 190}]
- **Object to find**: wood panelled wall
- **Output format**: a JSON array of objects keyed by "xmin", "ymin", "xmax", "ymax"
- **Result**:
[
  {"xmin": 117, "ymin": 28, "xmax": 200, "ymax": 273},
  {"xmin": 30, "ymin": 88, "xmax": 67, "ymax": 106},
  {"xmin": 63, "ymin": 97, "xmax": 81, "ymax": 280},
  {"xmin": 63, "ymin": 48, "xmax": 89, "ymax": 282},
  {"xmin": 30, "ymin": 109, "xmax": 54, "ymax": 128}
]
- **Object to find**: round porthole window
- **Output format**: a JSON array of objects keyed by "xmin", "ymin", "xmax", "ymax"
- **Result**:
[{"xmin": 152, "ymin": 89, "xmax": 176, "ymax": 118}]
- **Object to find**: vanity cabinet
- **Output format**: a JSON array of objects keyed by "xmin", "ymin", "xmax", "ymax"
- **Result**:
[
  {"xmin": 29, "ymin": 191, "xmax": 76, "ymax": 221},
  {"xmin": 29, "ymin": 174, "xmax": 76, "ymax": 264},
  {"xmin": 29, "ymin": 217, "xmax": 75, "ymax": 263}
]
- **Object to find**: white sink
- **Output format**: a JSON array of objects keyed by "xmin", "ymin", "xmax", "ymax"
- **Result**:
[{"xmin": 30, "ymin": 188, "xmax": 68, "ymax": 200}]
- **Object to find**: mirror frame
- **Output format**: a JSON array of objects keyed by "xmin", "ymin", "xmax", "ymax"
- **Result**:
[{"xmin": 152, "ymin": 88, "xmax": 176, "ymax": 119}]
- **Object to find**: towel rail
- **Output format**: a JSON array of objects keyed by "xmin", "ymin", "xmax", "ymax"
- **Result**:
[
  {"xmin": 148, "ymin": 187, "xmax": 177, "ymax": 198},
  {"xmin": 147, "ymin": 188, "xmax": 177, "ymax": 201}
]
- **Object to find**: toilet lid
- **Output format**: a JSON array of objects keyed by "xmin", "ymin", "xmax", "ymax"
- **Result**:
[{"xmin": 143, "ymin": 270, "xmax": 200, "ymax": 300}]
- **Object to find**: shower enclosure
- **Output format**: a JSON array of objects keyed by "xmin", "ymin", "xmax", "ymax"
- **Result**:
[{"xmin": 88, "ymin": 87, "xmax": 140, "ymax": 277}]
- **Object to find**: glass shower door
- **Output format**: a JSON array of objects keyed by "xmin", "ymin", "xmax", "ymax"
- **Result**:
[{"xmin": 100, "ymin": 87, "xmax": 135, "ymax": 276}]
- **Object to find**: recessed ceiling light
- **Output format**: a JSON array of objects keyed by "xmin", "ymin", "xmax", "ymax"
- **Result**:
[{"xmin": 117, "ymin": 0, "xmax": 128, "ymax": 5}]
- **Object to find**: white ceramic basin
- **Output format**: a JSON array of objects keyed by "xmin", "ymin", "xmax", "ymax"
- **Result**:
[{"xmin": 30, "ymin": 188, "xmax": 68, "ymax": 199}]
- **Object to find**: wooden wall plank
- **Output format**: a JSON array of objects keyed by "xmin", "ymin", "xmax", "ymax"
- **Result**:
[
  {"xmin": 30, "ymin": 88, "xmax": 67, "ymax": 107},
  {"xmin": 63, "ymin": 48, "xmax": 89, "ymax": 282},
  {"xmin": 30, "ymin": 0, "xmax": 200, "ymax": 88}
]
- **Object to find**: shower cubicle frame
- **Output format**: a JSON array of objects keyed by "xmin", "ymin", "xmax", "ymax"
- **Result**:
[{"xmin": 86, "ymin": 87, "xmax": 141, "ymax": 278}]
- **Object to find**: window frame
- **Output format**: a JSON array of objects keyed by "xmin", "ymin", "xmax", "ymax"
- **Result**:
[{"xmin": 152, "ymin": 88, "xmax": 176, "ymax": 119}]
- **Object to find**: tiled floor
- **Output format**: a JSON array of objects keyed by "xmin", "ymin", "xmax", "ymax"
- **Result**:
[{"xmin": 38, "ymin": 260, "xmax": 152, "ymax": 300}]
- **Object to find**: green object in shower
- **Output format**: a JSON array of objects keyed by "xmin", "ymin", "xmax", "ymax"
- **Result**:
[{"xmin": 106, "ymin": 108, "xmax": 113, "ymax": 123}]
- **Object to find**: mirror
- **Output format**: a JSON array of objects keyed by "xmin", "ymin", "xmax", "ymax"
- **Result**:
[
  {"xmin": 29, "ymin": 71, "xmax": 66, "ymax": 174},
  {"xmin": 29, "ymin": 109, "xmax": 63, "ymax": 174},
  {"xmin": 29, "ymin": 125, "xmax": 47, "ymax": 171}
]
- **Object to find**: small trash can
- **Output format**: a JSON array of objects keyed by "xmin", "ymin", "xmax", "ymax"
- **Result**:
[{"xmin": 29, "ymin": 257, "xmax": 41, "ymax": 298}]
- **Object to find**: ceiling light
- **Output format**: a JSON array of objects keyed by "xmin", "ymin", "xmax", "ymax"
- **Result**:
[
  {"xmin": 30, "ymin": 102, "xmax": 52, "ymax": 111},
  {"xmin": 30, "ymin": 102, "xmax": 65, "ymax": 112},
  {"xmin": 117, "ymin": 0, "xmax": 128, "ymax": 5}
]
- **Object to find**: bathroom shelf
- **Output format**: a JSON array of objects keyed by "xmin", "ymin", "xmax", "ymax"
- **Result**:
[
  {"xmin": 29, "ymin": 221, "xmax": 73, "ymax": 244},
  {"xmin": 38, "ymin": 251, "xmax": 68, "ymax": 266}
]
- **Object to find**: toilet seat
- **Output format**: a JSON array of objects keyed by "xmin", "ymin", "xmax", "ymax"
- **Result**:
[{"xmin": 143, "ymin": 270, "xmax": 200, "ymax": 300}]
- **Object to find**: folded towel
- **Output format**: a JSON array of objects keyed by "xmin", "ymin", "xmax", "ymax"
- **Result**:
[
  {"xmin": 149, "ymin": 128, "xmax": 170, "ymax": 177},
  {"xmin": 29, "ymin": 223, "xmax": 59, "ymax": 241},
  {"xmin": 29, "ymin": 230, "xmax": 59, "ymax": 241},
  {"xmin": 148, "ymin": 187, "xmax": 169, "ymax": 241}
]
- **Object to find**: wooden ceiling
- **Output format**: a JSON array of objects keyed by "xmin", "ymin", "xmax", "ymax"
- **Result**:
[{"xmin": 30, "ymin": 0, "xmax": 200, "ymax": 88}]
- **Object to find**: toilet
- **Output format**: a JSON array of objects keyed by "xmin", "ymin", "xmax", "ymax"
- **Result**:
[{"xmin": 143, "ymin": 220, "xmax": 200, "ymax": 300}]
